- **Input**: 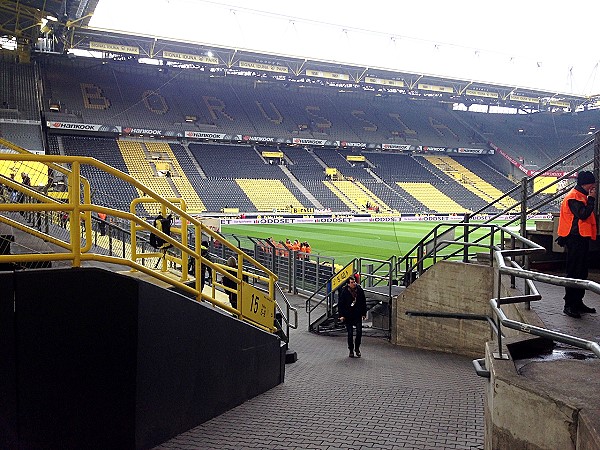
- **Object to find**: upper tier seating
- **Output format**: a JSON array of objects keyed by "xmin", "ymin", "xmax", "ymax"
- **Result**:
[
  {"xmin": 0, "ymin": 57, "xmax": 39, "ymax": 121},
  {"xmin": 36, "ymin": 57, "xmax": 600, "ymax": 168},
  {"xmin": 458, "ymin": 109, "xmax": 600, "ymax": 165},
  {"xmin": 37, "ymin": 59, "xmax": 486, "ymax": 150}
]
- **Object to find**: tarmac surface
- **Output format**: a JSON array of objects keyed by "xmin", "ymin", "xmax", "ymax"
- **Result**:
[{"xmin": 155, "ymin": 272, "xmax": 600, "ymax": 450}]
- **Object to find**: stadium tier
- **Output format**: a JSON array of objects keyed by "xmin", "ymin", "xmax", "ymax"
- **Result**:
[
  {"xmin": 32, "ymin": 56, "xmax": 600, "ymax": 158},
  {"xmin": 1, "ymin": 54, "xmax": 599, "ymax": 215}
]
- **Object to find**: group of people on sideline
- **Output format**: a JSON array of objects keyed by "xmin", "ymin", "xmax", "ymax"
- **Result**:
[{"xmin": 261, "ymin": 237, "xmax": 311, "ymax": 258}]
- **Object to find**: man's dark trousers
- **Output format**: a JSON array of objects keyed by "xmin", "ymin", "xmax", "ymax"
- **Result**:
[
  {"xmin": 346, "ymin": 320, "xmax": 362, "ymax": 352},
  {"xmin": 564, "ymin": 234, "xmax": 590, "ymax": 309}
]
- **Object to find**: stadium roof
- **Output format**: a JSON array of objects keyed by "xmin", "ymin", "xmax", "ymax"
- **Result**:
[
  {"xmin": 86, "ymin": 0, "xmax": 600, "ymax": 99},
  {"xmin": 0, "ymin": 0, "xmax": 97, "ymax": 41},
  {"xmin": 1, "ymin": 0, "xmax": 599, "ymax": 109}
]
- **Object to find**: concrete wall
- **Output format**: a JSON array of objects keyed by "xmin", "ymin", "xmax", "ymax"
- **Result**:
[
  {"xmin": 485, "ymin": 340, "xmax": 600, "ymax": 450},
  {"xmin": 392, "ymin": 260, "xmax": 494, "ymax": 358}
]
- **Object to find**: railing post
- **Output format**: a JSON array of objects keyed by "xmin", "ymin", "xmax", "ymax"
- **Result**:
[
  {"xmin": 463, "ymin": 215, "xmax": 469, "ymax": 263},
  {"xmin": 489, "ymin": 228, "xmax": 495, "ymax": 267},
  {"xmin": 69, "ymin": 161, "xmax": 81, "ymax": 267},
  {"xmin": 520, "ymin": 177, "xmax": 532, "ymax": 296},
  {"xmin": 366, "ymin": 264, "xmax": 373, "ymax": 287},
  {"xmin": 291, "ymin": 251, "xmax": 297, "ymax": 294},
  {"xmin": 520, "ymin": 177, "xmax": 528, "ymax": 237},
  {"xmin": 496, "ymin": 315, "xmax": 503, "ymax": 359},
  {"xmin": 286, "ymin": 252, "xmax": 292, "ymax": 292},
  {"xmin": 121, "ymin": 227, "xmax": 125, "ymax": 259},
  {"xmin": 496, "ymin": 277, "xmax": 504, "ymax": 359},
  {"xmin": 108, "ymin": 223, "xmax": 113, "ymax": 256}
]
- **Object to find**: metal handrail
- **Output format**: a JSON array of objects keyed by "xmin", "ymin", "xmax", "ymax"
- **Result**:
[
  {"xmin": 0, "ymin": 149, "xmax": 280, "ymax": 335},
  {"xmin": 275, "ymin": 282, "xmax": 298, "ymax": 343},
  {"xmin": 492, "ymin": 248, "xmax": 600, "ymax": 358},
  {"xmin": 400, "ymin": 221, "xmax": 600, "ymax": 362}
]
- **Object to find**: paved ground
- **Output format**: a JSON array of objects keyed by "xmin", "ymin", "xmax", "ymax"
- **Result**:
[
  {"xmin": 155, "ymin": 271, "xmax": 600, "ymax": 450},
  {"xmin": 529, "ymin": 271, "xmax": 600, "ymax": 343},
  {"xmin": 156, "ymin": 293, "xmax": 486, "ymax": 450}
]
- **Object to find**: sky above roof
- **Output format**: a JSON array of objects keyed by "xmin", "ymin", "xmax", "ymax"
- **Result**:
[{"xmin": 89, "ymin": 0, "xmax": 600, "ymax": 97}]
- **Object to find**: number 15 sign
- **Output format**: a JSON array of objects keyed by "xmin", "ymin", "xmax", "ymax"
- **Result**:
[{"xmin": 241, "ymin": 283, "xmax": 276, "ymax": 332}]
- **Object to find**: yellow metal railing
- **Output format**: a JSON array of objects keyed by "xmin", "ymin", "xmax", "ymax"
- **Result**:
[{"xmin": 0, "ymin": 139, "xmax": 278, "ymax": 333}]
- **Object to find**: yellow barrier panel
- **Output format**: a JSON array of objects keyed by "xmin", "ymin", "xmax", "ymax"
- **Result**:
[{"xmin": 331, "ymin": 261, "xmax": 355, "ymax": 292}]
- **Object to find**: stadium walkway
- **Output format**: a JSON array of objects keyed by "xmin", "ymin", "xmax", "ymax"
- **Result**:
[
  {"xmin": 156, "ymin": 291, "xmax": 486, "ymax": 450},
  {"xmin": 156, "ymin": 274, "xmax": 600, "ymax": 450}
]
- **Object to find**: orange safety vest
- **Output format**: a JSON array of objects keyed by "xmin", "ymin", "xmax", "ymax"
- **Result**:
[{"xmin": 558, "ymin": 188, "xmax": 597, "ymax": 239}]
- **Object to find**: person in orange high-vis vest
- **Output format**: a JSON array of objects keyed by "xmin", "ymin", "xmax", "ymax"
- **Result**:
[
  {"xmin": 557, "ymin": 170, "xmax": 597, "ymax": 318},
  {"xmin": 303, "ymin": 242, "xmax": 311, "ymax": 260},
  {"xmin": 291, "ymin": 239, "xmax": 301, "ymax": 253}
]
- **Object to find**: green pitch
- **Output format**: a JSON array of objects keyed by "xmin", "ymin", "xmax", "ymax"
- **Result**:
[{"xmin": 221, "ymin": 221, "xmax": 444, "ymax": 265}]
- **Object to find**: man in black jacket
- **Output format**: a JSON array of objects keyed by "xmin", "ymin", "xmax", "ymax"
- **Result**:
[{"xmin": 338, "ymin": 276, "xmax": 367, "ymax": 358}]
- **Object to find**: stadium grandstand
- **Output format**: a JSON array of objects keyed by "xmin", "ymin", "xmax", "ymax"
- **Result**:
[{"xmin": 2, "ymin": 1, "xmax": 600, "ymax": 449}]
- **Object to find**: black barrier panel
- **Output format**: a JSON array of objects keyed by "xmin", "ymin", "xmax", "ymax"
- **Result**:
[
  {"xmin": 1, "ymin": 267, "xmax": 284, "ymax": 449},
  {"xmin": 13, "ymin": 268, "xmax": 138, "ymax": 448},
  {"xmin": 0, "ymin": 272, "xmax": 17, "ymax": 447},
  {"xmin": 135, "ymin": 281, "xmax": 283, "ymax": 449},
  {"xmin": 0, "ymin": 235, "xmax": 15, "ymax": 271}
]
